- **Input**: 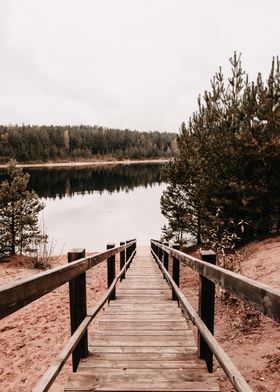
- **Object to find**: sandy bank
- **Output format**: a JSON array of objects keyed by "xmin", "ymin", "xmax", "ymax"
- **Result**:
[{"xmin": 0, "ymin": 158, "xmax": 169, "ymax": 169}]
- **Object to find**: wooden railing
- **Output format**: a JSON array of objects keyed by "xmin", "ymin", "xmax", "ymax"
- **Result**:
[
  {"xmin": 151, "ymin": 239, "xmax": 280, "ymax": 392},
  {"xmin": 0, "ymin": 239, "xmax": 136, "ymax": 392}
]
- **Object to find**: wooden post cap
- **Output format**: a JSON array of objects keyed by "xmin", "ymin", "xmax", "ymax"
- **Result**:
[
  {"xmin": 200, "ymin": 250, "xmax": 216, "ymax": 257},
  {"xmin": 107, "ymin": 243, "xmax": 115, "ymax": 249}
]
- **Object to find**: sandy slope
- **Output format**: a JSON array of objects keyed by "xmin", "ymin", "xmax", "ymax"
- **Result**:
[{"xmin": 0, "ymin": 238, "xmax": 279, "ymax": 391}]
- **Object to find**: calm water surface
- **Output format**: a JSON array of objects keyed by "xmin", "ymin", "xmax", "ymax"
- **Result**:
[{"xmin": 5, "ymin": 163, "xmax": 167, "ymax": 253}]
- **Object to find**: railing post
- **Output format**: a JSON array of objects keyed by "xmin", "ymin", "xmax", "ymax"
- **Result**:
[
  {"xmin": 68, "ymin": 248, "xmax": 88, "ymax": 372},
  {"xmin": 156, "ymin": 242, "xmax": 160, "ymax": 259},
  {"xmin": 126, "ymin": 240, "xmax": 132, "ymax": 269},
  {"xmin": 152, "ymin": 241, "xmax": 155, "ymax": 255},
  {"xmin": 133, "ymin": 239, "xmax": 136, "ymax": 254},
  {"xmin": 120, "ymin": 241, "xmax": 125, "ymax": 281},
  {"xmin": 172, "ymin": 244, "xmax": 180, "ymax": 301},
  {"xmin": 163, "ymin": 242, "xmax": 169, "ymax": 272},
  {"xmin": 107, "ymin": 243, "xmax": 116, "ymax": 300},
  {"xmin": 158, "ymin": 241, "xmax": 163, "ymax": 262},
  {"xmin": 198, "ymin": 250, "xmax": 216, "ymax": 373}
]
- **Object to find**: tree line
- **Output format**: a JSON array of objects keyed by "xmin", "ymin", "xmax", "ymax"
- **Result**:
[
  {"xmin": 0, "ymin": 125, "xmax": 177, "ymax": 163},
  {"xmin": 161, "ymin": 53, "xmax": 280, "ymax": 249}
]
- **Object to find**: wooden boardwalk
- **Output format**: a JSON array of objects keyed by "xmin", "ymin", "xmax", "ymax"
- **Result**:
[{"xmin": 65, "ymin": 247, "xmax": 220, "ymax": 391}]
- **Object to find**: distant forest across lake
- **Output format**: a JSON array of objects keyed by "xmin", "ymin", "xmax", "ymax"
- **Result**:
[{"xmin": 0, "ymin": 125, "xmax": 177, "ymax": 163}]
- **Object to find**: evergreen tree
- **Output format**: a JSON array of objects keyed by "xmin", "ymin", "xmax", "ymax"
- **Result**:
[
  {"xmin": 161, "ymin": 53, "xmax": 280, "ymax": 244},
  {"xmin": 0, "ymin": 160, "xmax": 45, "ymax": 257}
]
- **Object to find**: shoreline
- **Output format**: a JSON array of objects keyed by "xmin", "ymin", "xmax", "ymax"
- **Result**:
[{"xmin": 0, "ymin": 158, "xmax": 170, "ymax": 169}]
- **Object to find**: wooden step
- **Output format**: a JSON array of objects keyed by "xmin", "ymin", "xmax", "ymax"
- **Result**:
[{"xmin": 65, "ymin": 374, "xmax": 219, "ymax": 391}]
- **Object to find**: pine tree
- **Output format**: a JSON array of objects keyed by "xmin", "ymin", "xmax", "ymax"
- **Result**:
[
  {"xmin": 0, "ymin": 160, "xmax": 45, "ymax": 257},
  {"xmin": 161, "ymin": 53, "xmax": 280, "ymax": 244}
]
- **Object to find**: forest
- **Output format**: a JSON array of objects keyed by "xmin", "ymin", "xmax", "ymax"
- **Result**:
[
  {"xmin": 0, "ymin": 125, "xmax": 177, "ymax": 163},
  {"xmin": 161, "ymin": 53, "xmax": 280, "ymax": 248}
]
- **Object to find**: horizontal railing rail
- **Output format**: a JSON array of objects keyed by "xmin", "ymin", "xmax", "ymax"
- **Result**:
[
  {"xmin": 0, "ymin": 240, "xmax": 136, "ymax": 320},
  {"xmin": 151, "ymin": 245, "xmax": 253, "ymax": 392},
  {"xmin": 151, "ymin": 240, "xmax": 280, "ymax": 323},
  {"xmin": 33, "ymin": 246, "xmax": 136, "ymax": 392}
]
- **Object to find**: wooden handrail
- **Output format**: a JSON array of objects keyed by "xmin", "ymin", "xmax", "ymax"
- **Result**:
[
  {"xmin": 0, "ymin": 240, "xmax": 136, "ymax": 320},
  {"xmin": 33, "ymin": 248, "xmax": 136, "ymax": 392},
  {"xmin": 151, "ymin": 240, "xmax": 280, "ymax": 323},
  {"xmin": 151, "ymin": 247, "xmax": 253, "ymax": 392}
]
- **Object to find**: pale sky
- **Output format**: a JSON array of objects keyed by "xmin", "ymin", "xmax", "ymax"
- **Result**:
[{"xmin": 0, "ymin": 0, "xmax": 279, "ymax": 132}]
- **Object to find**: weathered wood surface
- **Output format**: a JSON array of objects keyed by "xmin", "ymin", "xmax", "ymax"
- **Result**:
[
  {"xmin": 64, "ymin": 247, "xmax": 220, "ymax": 392},
  {"xmin": 151, "ymin": 240, "xmax": 280, "ymax": 323},
  {"xmin": 198, "ymin": 250, "xmax": 216, "ymax": 373},
  {"xmin": 68, "ymin": 249, "xmax": 88, "ymax": 372}
]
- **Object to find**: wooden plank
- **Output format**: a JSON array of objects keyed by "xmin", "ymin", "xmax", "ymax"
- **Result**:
[
  {"xmin": 118, "ymin": 285, "xmax": 167, "ymax": 289},
  {"xmin": 89, "ymin": 346, "xmax": 197, "ymax": 354},
  {"xmin": 65, "ymin": 374, "xmax": 219, "ymax": 391},
  {"xmin": 118, "ymin": 286, "xmax": 168, "ymax": 296},
  {"xmin": 77, "ymin": 367, "xmax": 213, "ymax": 379},
  {"xmin": 118, "ymin": 286, "xmax": 170, "ymax": 294},
  {"xmin": 78, "ymin": 359, "xmax": 203, "ymax": 369},
  {"xmin": 80, "ymin": 352, "xmax": 198, "ymax": 361},
  {"xmin": 118, "ymin": 290, "xmax": 170, "ymax": 300},
  {"xmin": 125, "ymin": 273, "xmax": 160, "ymax": 276},
  {"xmin": 100, "ymin": 315, "xmax": 184, "ymax": 321},
  {"xmin": 92, "ymin": 330, "xmax": 191, "ymax": 336},
  {"xmin": 90, "ymin": 336, "xmax": 196, "ymax": 347},
  {"xmin": 115, "ymin": 298, "xmax": 170, "ymax": 303},
  {"xmin": 108, "ymin": 303, "xmax": 179, "ymax": 308},
  {"xmin": 121, "ymin": 277, "xmax": 164, "ymax": 280},
  {"xmin": 103, "ymin": 311, "xmax": 182, "ymax": 316},
  {"xmin": 117, "ymin": 289, "xmax": 170, "ymax": 292},
  {"xmin": 103, "ymin": 311, "xmax": 181, "ymax": 316},
  {"xmin": 124, "ymin": 278, "xmax": 162, "ymax": 281},
  {"xmin": 97, "ymin": 321, "xmax": 188, "ymax": 330}
]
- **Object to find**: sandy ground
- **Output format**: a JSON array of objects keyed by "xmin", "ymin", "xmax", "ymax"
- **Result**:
[
  {"xmin": 0, "ymin": 237, "xmax": 279, "ymax": 391},
  {"xmin": 0, "ymin": 158, "xmax": 169, "ymax": 169}
]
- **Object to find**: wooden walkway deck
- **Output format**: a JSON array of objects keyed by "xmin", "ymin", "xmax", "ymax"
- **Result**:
[{"xmin": 64, "ymin": 247, "xmax": 220, "ymax": 391}]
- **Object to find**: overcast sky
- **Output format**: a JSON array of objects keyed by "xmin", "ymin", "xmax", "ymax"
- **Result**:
[{"xmin": 0, "ymin": 0, "xmax": 279, "ymax": 132}]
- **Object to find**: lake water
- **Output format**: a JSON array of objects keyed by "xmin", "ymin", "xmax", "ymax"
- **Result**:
[{"xmin": 2, "ymin": 163, "xmax": 167, "ymax": 253}]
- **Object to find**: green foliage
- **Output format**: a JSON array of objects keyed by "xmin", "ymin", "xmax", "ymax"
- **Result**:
[
  {"xmin": 161, "ymin": 53, "xmax": 280, "ymax": 245},
  {"xmin": 0, "ymin": 160, "xmax": 46, "ymax": 257},
  {"xmin": 0, "ymin": 125, "xmax": 177, "ymax": 163}
]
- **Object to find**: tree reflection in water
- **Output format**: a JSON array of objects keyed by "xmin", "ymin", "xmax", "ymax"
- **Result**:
[
  {"xmin": 0, "ymin": 163, "xmax": 167, "ymax": 251},
  {"xmin": 19, "ymin": 163, "xmax": 163, "ymax": 199}
]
